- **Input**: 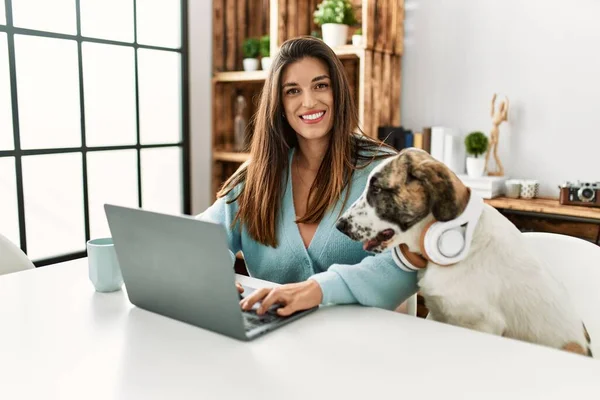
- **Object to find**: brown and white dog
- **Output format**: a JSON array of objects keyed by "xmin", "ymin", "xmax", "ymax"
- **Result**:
[{"xmin": 336, "ymin": 147, "xmax": 592, "ymax": 357}]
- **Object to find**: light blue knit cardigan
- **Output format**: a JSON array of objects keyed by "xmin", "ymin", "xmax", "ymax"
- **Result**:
[{"xmin": 196, "ymin": 148, "xmax": 418, "ymax": 310}]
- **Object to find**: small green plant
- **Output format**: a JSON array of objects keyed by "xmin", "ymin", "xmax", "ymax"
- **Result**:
[
  {"xmin": 464, "ymin": 131, "xmax": 489, "ymax": 158},
  {"xmin": 355, "ymin": 28, "xmax": 362, "ymax": 35},
  {"xmin": 242, "ymin": 37, "xmax": 260, "ymax": 58},
  {"xmin": 313, "ymin": 0, "xmax": 357, "ymax": 26},
  {"xmin": 259, "ymin": 35, "xmax": 270, "ymax": 58}
]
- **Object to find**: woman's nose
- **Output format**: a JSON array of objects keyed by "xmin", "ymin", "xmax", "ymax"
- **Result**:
[{"xmin": 302, "ymin": 92, "xmax": 316, "ymax": 108}]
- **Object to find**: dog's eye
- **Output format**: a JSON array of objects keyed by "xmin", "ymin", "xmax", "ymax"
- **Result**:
[{"xmin": 371, "ymin": 185, "xmax": 382, "ymax": 195}]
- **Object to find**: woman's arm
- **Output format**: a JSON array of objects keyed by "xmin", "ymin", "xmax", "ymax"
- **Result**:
[
  {"xmin": 309, "ymin": 252, "xmax": 419, "ymax": 310},
  {"xmin": 241, "ymin": 252, "xmax": 418, "ymax": 316},
  {"xmin": 195, "ymin": 193, "xmax": 242, "ymax": 265}
]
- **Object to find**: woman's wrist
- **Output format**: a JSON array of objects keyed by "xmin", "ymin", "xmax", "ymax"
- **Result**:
[{"xmin": 306, "ymin": 279, "xmax": 323, "ymax": 304}]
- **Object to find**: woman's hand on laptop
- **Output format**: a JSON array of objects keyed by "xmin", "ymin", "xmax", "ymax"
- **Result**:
[{"xmin": 239, "ymin": 280, "xmax": 322, "ymax": 317}]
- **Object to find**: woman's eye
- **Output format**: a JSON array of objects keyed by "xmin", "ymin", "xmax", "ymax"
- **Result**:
[
  {"xmin": 286, "ymin": 88, "xmax": 299, "ymax": 95},
  {"xmin": 315, "ymin": 83, "xmax": 329, "ymax": 90}
]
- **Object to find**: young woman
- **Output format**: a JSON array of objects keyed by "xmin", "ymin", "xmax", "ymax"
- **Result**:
[{"xmin": 197, "ymin": 36, "xmax": 417, "ymax": 317}]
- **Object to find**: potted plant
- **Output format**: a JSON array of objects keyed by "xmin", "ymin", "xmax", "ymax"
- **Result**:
[
  {"xmin": 464, "ymin": 131, "xmax": 489, "ymax": 178},
  {"xmin": 352, "ymin": 28, "xmax": 362, "ymax": 46},
  {"xmin": 313, "ymin": 0, "xmax": 357, "ymax": 48},
  {"xmin": 242, "ymin": 37, "xmax": 260, "ymax": 71},
  {"xmin": 259, "ymin": 35, "xmax": 271, "ymax": 71}
]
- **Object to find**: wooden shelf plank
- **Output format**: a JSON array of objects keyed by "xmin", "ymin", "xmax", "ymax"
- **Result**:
[
  {"xmin": 213, "ymin": 151, "xmax": 250, "ymax": 163},
  {"xmin": 213, "ymin": 70, "xmax": 267, "ymax": 83},
  {"xmin": 212, "ymin": 46, "xmax": 364, "ymax": 82},
  {"xmin": 333, "ymin": 45, "xmax": 365, "ymax": 59},
  {"xmin": 485, "ymin": 196, "xmax": 600, "ymax": 221}
]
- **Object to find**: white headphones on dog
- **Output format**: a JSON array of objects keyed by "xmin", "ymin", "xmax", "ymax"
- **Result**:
[{"xmin": 392, "ymin": 189, "xmax": 484, "ymax": 272}]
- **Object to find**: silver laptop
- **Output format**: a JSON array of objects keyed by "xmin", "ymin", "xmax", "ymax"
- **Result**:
[{"xmin": 104, "ymin": 204, "xmax": 317, "ymax": 341}]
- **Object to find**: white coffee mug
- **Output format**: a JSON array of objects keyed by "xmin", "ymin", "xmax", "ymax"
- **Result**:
[
  {"xmin": 520, "ymin": 180, "xmax": 539, "ymax": 199},
  {"xmin": 505, "ymin": 180, "xmax": 521, "ymax": 198},
  {"xmin": 87, "ymin": 238, "xmax": 123, "ymax": 292}
]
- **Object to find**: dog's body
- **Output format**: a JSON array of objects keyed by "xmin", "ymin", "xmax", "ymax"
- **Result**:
[{"xmin": 337, "ymin": 148, "xmax": 592, "ymax": 356}]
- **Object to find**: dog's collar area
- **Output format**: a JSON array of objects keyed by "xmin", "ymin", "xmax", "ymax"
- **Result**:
[{"xmin": 393, "ymin": 189, "xmax": 484, "ymax": 271}]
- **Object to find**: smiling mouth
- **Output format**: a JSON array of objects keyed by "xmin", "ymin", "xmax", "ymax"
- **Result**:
[
  {"xmin": 363, "ymin": 229, "xmax": 395, "ymax": 252},
  {"xmin": 299, "ymin": 111, "xmax": 325, "ymax": 124}
]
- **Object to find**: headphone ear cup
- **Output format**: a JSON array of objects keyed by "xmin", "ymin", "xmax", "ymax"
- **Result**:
[
  {"xmin": 438, "ymin": 229, "xmax": 466, "ymax": 258},
  {"xmin": 419, "ymin": 220, "xmax": 437, "ymax": 262}
]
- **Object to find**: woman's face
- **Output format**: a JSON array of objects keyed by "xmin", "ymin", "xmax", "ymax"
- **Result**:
[{"xmin": 281, "ymin": 57, "xmax": 334, "ymax": 142}]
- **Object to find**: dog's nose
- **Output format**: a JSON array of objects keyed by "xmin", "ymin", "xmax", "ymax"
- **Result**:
[{"xmin": 336, "ymin": 218, "xmax": 349, "ymax": 233}]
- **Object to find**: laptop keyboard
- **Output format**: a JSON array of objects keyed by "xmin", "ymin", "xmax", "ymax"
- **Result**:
[
  {"xmin": 239, "ymin": 285, "xmax": 286, "ymax": 331},
  {"xmin": 242, "ymin": 309, "xmax": 283, "ymax": 331}
]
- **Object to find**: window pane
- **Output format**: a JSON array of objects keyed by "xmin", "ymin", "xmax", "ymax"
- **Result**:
[
  {"xmin": 0, "ymin": 33, "xmax": 13, "ymax": 150},
  {"xmin": 22, "ymin": 153, "xmax": 85, "ymax": 261},
  {"xmin": 12, "ymin": 0, "xmax": 76, "ymax": 35},
  {"xmin": 0, "ymin": 0, "xmax": 5, "ymax": 25},
  {"xmin": 15, "ymin": 35, "xmax": 81, "ymax": 149},
  {"xmin": 138, "ymin": 49, "xmax": 181, "ymax": 145},
  {"xmin": 0, "ymin": 157, "xmax": 20, "ymax": 249},
  {"xmin": 87, "ymin": 150, "xmax": 138, "ymax": 240},
  {"xmin": 136, "ymin": 0, "xmax": 181, "ymax": 48},
  {"xmin": 83, "ymin": 43, "xmax": 136, "ymax": 147},
  {"xmin": 80, "ymin": 0, "xmax": 134, "ymax": 43},
  {"xmin": 141, "ymin": 147, "xmax": 182, "ymax": 215}
]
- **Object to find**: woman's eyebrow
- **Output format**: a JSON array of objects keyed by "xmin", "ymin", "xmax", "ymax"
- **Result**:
[
  {"xmin": 282, "ymin": 75, "xmax": 330, "ymax": 89},
  {"xmin": 312, "ymin": 74, "xmax": 330, "ymax": 82}
]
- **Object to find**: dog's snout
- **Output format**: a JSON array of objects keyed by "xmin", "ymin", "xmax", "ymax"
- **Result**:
[{"xmin": 336, "ymin": 218, "xmax": 350, "ymax": 234}]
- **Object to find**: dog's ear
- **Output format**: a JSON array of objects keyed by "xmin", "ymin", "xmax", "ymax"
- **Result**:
[{"xmin": 410, "ymin": 157, "xmax": 464, "ymax": 222}]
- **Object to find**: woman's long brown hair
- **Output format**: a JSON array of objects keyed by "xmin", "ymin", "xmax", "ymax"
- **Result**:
[{"xmin": 218, "ymin": 36, "xmax": 395, "ymax": 247}]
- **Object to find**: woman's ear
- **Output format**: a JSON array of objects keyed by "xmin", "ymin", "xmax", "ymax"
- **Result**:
[{"xmin": 411, "ymin": 158, "xmax": 464, "ymax": 222}]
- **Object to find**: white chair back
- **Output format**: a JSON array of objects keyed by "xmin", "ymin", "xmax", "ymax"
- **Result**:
[
  {"xmin": 0, "ymin": 233, "xmax": 35, "ymax": 276},
  {"xmin": 523, "ymin": 232, "xmax": 600, "ymax": 358}
]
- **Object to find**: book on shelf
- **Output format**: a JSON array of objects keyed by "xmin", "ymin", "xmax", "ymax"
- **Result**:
[
  {"xmin": 457, "ymin": 174, "xmax": 509, "ymax": 199},
  {"xmin": 421, "ymin": 127, "xmax": 431, "ymax": 153},
  {"xmin": 377, "ymin": 126, "xmax": 414, "ymax": 151},
  {"xmin": 430, "ymin": 126, "xmax": 465, "ymax": 175},
  {"xmin": 413, "ymin": 132, "xmax": 423, "ymax": 149}
]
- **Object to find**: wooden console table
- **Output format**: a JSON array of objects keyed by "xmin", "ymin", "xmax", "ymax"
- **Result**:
[{"xmin": 485, "ymin": 197, "xmax": 600, "ymax": 245}]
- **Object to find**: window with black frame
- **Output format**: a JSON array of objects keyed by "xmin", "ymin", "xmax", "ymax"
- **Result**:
[{"xmin": 0, "ymin": 0, "xmax": 189, "ymax": 266}]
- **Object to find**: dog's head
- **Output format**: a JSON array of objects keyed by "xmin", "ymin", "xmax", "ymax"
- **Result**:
[{"xmin": 336, "ymin": 148, "xmax": 469, "ymax": 253}]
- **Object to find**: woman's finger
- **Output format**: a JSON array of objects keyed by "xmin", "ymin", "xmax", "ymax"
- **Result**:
[
  {"xmin": 276, "ymin": 303, "xmax": 297, "ymax": 317},
  {"xmin": 236, "ymin": 282, "xmax": 244, "ymax": 293},
  {"xmin": 257, "ymin": 289, "xmax": 287, "ymax": 315},
  {"xmin": 240, "ymin": 287, "xmax": 271, "ymax": 310}
]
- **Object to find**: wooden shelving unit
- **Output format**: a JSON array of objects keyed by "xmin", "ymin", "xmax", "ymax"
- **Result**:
[
  {"xmin": 211, "ymin": 0, "xmax": 405, "ymax": 198},
  {"xmin": 485, "ymin": 197, "xmax": 600, "ymax": 222},
  {"xmin": 213, "ymin": 151, "xmax": 251, "ymax": 163},
  {"xmin": 213, "ymin": 70, "xmax": 268, "ymax": 83},
  {"xmin": 485, "ymin": 196, "xmax": 600, "ymax": 245}
]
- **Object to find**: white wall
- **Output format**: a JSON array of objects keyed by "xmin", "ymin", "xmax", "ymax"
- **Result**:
[
  {"xmin": 401, "ymin": 0, "xmax": 600, "ymax": 197},
  {"xmin": 188, "ymin": 0, "xmax": 213, "ymax": 214}
]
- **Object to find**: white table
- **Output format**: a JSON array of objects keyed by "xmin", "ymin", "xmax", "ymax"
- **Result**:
[{"xmin": 1, "ymin": 259, "xmax": 599, "ymax": 400}]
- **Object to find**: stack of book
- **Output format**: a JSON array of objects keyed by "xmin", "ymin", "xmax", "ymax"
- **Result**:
[{"xmin": 457, "ymin": 174, "xmax": 508, "ymax": 199}]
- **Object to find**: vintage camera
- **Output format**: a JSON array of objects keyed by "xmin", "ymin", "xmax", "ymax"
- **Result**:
[{"xmin": 559, "ymin": 181, "xmax": 600, "ymax": 207}]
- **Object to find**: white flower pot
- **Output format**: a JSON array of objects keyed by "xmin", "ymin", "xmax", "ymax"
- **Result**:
[
  {"xmin": 321, "ymin": 23, "xmax": 348, "ymax": 48},
  {"xmin": 261, "ymin": 57, "xmax": 272, "ymax": 71},
  {"xmin": 352, "ymin": 34, "xmax": 362, "ymax": 46},
  {"xmin": 466, "ymin": 156, "xmax": 486, "ymax": 178},
  {"xmin": 243, "ymin": 58, "xmax": 259, "ymax": 72}
]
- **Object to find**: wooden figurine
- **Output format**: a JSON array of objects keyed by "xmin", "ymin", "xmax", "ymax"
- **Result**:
[{"xmin": 485, "ymin": 93, "xmax": 509, "ymax": 176}]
